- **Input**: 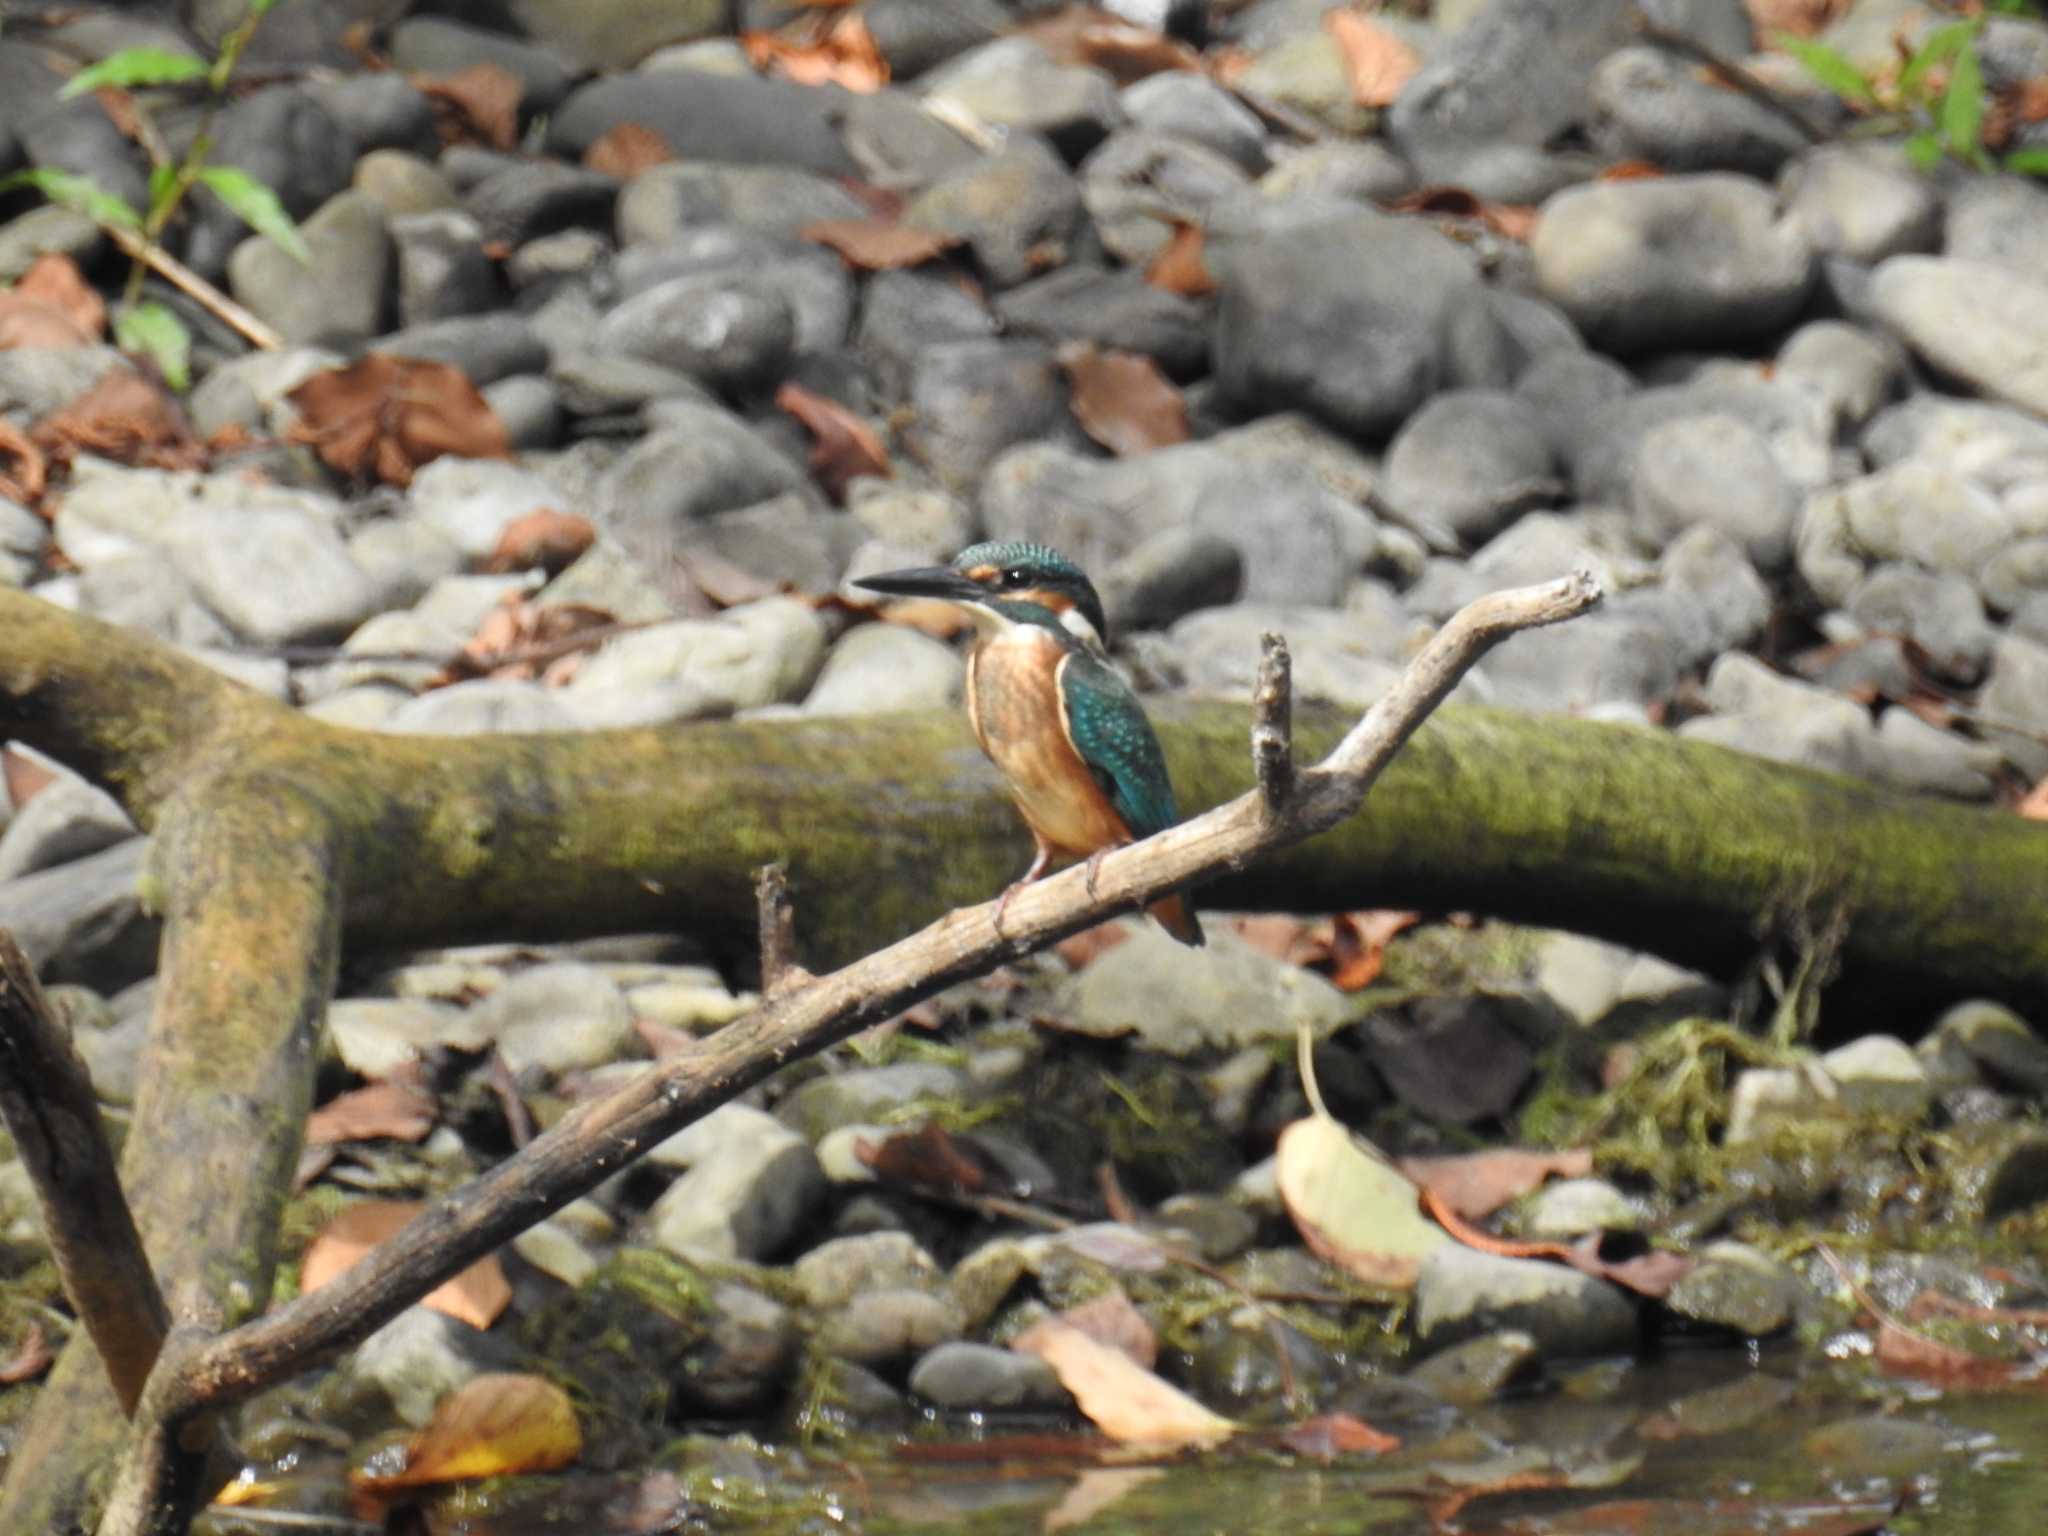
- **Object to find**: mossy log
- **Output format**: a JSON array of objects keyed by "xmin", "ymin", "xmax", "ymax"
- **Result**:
[{"xmin": 3, "ymin": 584, "xmax": 2048, "ymax": 1530}]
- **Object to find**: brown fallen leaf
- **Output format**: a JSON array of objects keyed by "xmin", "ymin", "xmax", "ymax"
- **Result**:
[
  {"xmin": 1600, "ymin": 159, "xmax": 1666, "ymax": 180},
  {"xmin": 433, "ymin": 595, "xmax": 621, "ymax": 688},
  {"xmin": 1, "ymin": 746, "xmax": 58, "ymax": 807},
  {"xmin": 1016, "ymin": 1289, "xmax": 1158, "ymax": 1370},
  {"xmin": 481, "ymin": 508, "xmax": 596, "ymax": 576},
  {"xmin": 352, "ymin": 1372, "xmax": 581, "ymax": 1494},
  {"xmin": 774, "ymin": 379, "xmax": 891, "ymax": 501},
  {"xmin": 15, "ymin": 253, "xmax": 105, "ymax": 341},
  {"xmin": 741, "ymin": 13, "xmax": 888, "ymax": 92},
  {"xmin": 0, "ymin": 291, "xmax": 97, "ymax": 350},
  {"xmin": 301, "ymin": 1201, "xmax": 512, "ymax": 1330},
  {"xmin": 1075, "ymin": 21, "xmax": 1202, "ymax": 84},
  {"xmin": 1326, "ymin": 908, "xmax": 1421, "ymax": 990},
  {"xmin": 855, "ymin": 1122, "xmax": 1003, "ymax": 1197},
  {"xmin": 415, "ymin": 63, "xmax": 524, "ymax": 150},
  {"xmin": 1059, "ymin": 342, "xmax": 1189, "ymax": 457},
  {"xmin": 1747, "ymin": 0, "xmax": 1854, "ymax": 38},
  {"xmin": 1397, "ymin": 1146, "xmax": 1595, "ymax": 1221},
  {"xmin": 306, "ymin": 1074, "xmax": 437, "ymax": 1147},
  {"xmin": 1419, "ymin": 1185, "xmax": 1695, "ymax": 1298},
  {"xmin": 1013, "ymin": 1319, "xmax": 1235, "ymax": 1451},
  {"xmin": 1228, "ymin": 914, "xmax": 1328, "ymax": 966},
  {"xmin": 0, "ymin": 1322, "xmax": 53, "ymax": 1385},
  {"xmin": 1054, "ymin": 921, "xmax": 1135, "ymax": 971},
  {"xmin": 1278, "ymin": 1411, "xmax": 1400, "ymax": 1460},
  {"xmin": 582, "ymin": 121, "xmax": 674, "ymax": 177},
  {"xmin": 287, "ymin": 353, "xmax": 509, "ymax": 488},
  {"xmin": 0, "ymin": 418, "xmax": 48, "ymax": 508},
  {"xmin": 800, "ymin": 217, "xmax": 962, "ymax": 272},
  {"xmin": 1325, "ymin": 9, "xmax": 1421, "ymax": 108},
  {"xmin": 33, "ymin": 367, "xmax": 206, "ymax": 475},
  {"xmin": 1143, "ymin": 218, "xmax": 1217, "ymax": 297},
  {"xmin": 1386, "ymin": 185, "xmax": 1540, "ymax": 243},
  {"xmin": 2016, "ymin": 776, "xmax": 2048, "ymax": 821}
]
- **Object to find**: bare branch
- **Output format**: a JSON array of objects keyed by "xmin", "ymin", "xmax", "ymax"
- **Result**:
[
  {"xmin": 755, "ymin": 862, "xmax": 802, "ymax": 997},
  {"xmin": 140, "ymin": 570, "xmax": 1600, "ymax": 1428},
  {"xmin": 1251, "ymin": 631, "xmax": 1294, "ymax": 816},
  {"xmin": 0, "ymin": 932, "xmax": 166, "ymax": 1415}
]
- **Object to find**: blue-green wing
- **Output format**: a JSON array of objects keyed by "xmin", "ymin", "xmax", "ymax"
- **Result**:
[{"xmin": 1057, "ymin": 650, "xmax": 1181, "ymax": 840}]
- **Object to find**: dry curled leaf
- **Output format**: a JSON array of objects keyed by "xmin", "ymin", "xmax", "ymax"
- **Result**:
[
  {"xmin": 33, "ymin": 367, "xmax": 204, "ymax": 475},
  {"xmin": 1276, "ymin": 1114, "xmax": 1450, "ymax": 1289},
  {"xmin": 0, "ymin": 1322, "xmax": 53, "ymax": 1385},
  {"xmin": 1325, "ymin": 908, "xmax": 1421, "ymax": 990},
  {"xmin": 415, "ymin": 63, "xmax": 523, "ymax": 150},
  {"xmin": 0, "ymin": 419, "xmax": 48, "ymax": 508},
  {"xmin": 855, "ymin": 1122, "xmax": 1005, "ymax": 1198},
  {"xmin": 287, "ymin": 353, "xmax": 508, "ymax": 488},
  {"xmin": 1419, "ymin": 1185, "xmax": 1695, "ymax": 1298},
  {"xmin": 583, "ymin": 121, "xmax": 674, "ymax": 177},
  {"xmin": 1279, "ymin": 1411, "xmax": 1400, "ymax": 1460},
  {"xmin": 14, "ymin": 254, "xmax": 105, "ymax": 341},
  {"xmin": 1059, "ymin": 342, "xmax": 1189, "ymax": 458},
  {"xmin": 482, "ymin": 508, "xmax": 596, "ymax": 576},
  {"xmin": 1054, "ymin": 921, "xmax": 1135, "ymax": 971},
  {"xmin": 1143, "ymin": 218, "xmax": 1216, "ymax": 297},
  {"xmin": 2, "ymin": 746, "xmax": 58, "ymax": 807},
  {"xmin": 1075, "ymin": 21, "xmax": 1201, "ymax": 83},
  {"xmin": 774, "ymin": 379, "xmax": 891, "ymax": 502},
  {"xmin": 302, "ymin": 1201, "xmax": 512, "ymax": 1330},
  {"xmin": 1398, "ymin": 1147, "xmax": 1595, "ymax": 1221},
  {"xmin": 1746, "ymin": 0, "xmax": 1853, "ymax": 38},
  {"xmin": 1020, "ymin": 1289, "xmax": 1157, "ymax": 1370},
  {"xmin": 741, "ymin": 13, "xmax": 888, "ymax": 92},
  {"xmin": 1013, "ymin": 1319, "xmax": 1235, "ymax": 1451},
  {"xmin": 800, "ymin": 217, "xmax": 962, "ymax": 271},
  {"xmin": 434, "ymin": 595, "xmax": 620, "ymax": 687},
  {"xmin": 353, "ymin": 1372, "xmax": 581, "ymax": 1493},
  {"xmin": 306, "ymin": 1072, "xmax": 437, "ymax": 1146},
  {"xmin": 1387, "ymin": 185, "xmax": 1540, "ymax": 242},
  {"xmin": 1325, "ymin": 9, "xmax": 1421, "ymax": 108}
]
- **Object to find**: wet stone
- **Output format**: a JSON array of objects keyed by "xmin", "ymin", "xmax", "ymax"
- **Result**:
[
  {"xmin": 472, "ymin": 962, "xmax": 637, "ymax": 1076},
  {"xmin": 1404, "ymin": 1329, "xmax": 1543, "ymax": 1405},
  {"xmin": 1413, "ymin": 1245, "xmax": 1641, "ymax": 1361},
  {"xmin": 909, "ymin": 1341, "xmax": 1070, "ymax": 1412},
  {"xmin": 644, "ymin": 1104, "xmax": 826, "ymax": 1262},
  {"xmin": 793, "ymin": 1232, "xmax": 942, "ymax": 1310},
  {"xmin": 777, "ymin": 1061, "xmax": 969, "ymax": 1142},
  {"xmin": 1664, "ymin": 1242, "xmax": 1804, "ymax": 1338},
  {"xmin": 1931, "ymin": 1000, "xmax": 2048, "ymax": 1095},
  {"xmin": 815, "ymin": 1288, "xmax": 965, "ymax": 1366},
  {"xmin": 1060, "ymin": 924, "xmax": 1352, "ymax": 1054}
]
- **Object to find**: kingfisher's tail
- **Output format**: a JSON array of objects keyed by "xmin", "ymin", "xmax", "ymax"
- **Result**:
[{"xmin": 1148, "ymin": 890, "xmax": 1205, "ymax": 947}]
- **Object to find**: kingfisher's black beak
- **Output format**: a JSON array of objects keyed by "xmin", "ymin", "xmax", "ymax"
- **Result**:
[{"xmin": 852, "ymin": 565, "xmax": 979, "ymax": 601}]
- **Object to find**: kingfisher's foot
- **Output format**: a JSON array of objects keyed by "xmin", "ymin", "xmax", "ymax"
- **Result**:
[
  {"xmin": 1083, "ymin": 845, "xmax": 1114, "ymax": 900},
  {"xmin": 992, "ymin": 879, "xmax": 1028, "ymax": 939}
]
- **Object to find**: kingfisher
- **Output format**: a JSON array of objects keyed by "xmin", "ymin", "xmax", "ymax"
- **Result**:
[{"xmin": 855, "ymin": 542, "xmax": 1205, "ymax": 946}]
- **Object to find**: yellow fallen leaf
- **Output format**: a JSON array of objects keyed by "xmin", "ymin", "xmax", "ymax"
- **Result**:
[
  {"xmin": 1275, "ymin": 1113, "xmax": 1450, "ymax": 1289},
  {"xmin": 1013, "ymin": 1319, "xmax": 1235, "ymax": 1451},
  {"xmin": 352, "ymin": 1372, "xmax": 581, "ymax": 1493}
]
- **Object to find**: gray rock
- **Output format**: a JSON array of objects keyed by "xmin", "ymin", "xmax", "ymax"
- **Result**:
[
  {"xmin": 383, "ymin": 679, "xmax": 580, "ymax": 735},
  {"xmin": 902, "ymin": 138, "xmax": 1088, "ymax": 289},
  {"xmin": 920, "ymin": 39, "xmax": 1122, "ymax": 159},
  {"xmin": 1796, "ymin": 459, "xmax": 2011, "ymax": 610},
  {"xmin": 0, "ymin": 498, "xmax": 48, "ymax": 587},
  {"xmin": 388, "ymin": 16, "xmax": 574, "ymax": 114},
  {"xmin": 1412, "ymin": 1244, "xmax": 1640, "ymax": 1358},
  {"xmin": 613, "ymin": 232, "xmax": 854, "ymax": 356},
  {"xmin": 1633, "ymin": 413, "xmax": 1798, "ymax": 569},
  {"xmin": 1364, "ymin": 994, "xmax": 1546, "ymax": 1124},
  {"xmin": 464, "ymin": 163, "xmax": 620, "ymax": 248},
  {"xmin": 846, "ymin": 479, "xmax": 976, "ymax": 557},
  {"xmin": 1775, "ymin": 320, "xmax": 1905, "ymax": 433},
  {"xmin": 1661, "ymin": 527, "xmax": 1770, "ymax": 654},
  {"xmin": 506, "ymin": 228, "xmax": 609, "ymax": 293},
  {"xmin": 1212, "ymin": 210, "xmax": 1481, "ymax": 440},
  {"xmin": 815, "ymin": 1288, "xmax": 966, "ymax": 1366},
  {"xmin": 72, "ymin": 558, "xmax": 225, "ymax": 650},
  {"xmin": 1060, "ymin": 924, "xmax": 1352, "ymax": 1054},
  {"xmin": 1868, "ymin": 706, "xmax": 1999, "ymax": 800},
  {"xmin": 1255, "ymin": 139, "xmax": 1414, "ymax": 205},
  {"xmin": 1080, "ymin": 127, "xmax": 1251, "ymax": 267},
  {"xmin": 1665, "ymin": 1242, "xmax": 1804, "ymax": 1337},
  {"xmin": 1778, "ymin": 142, "xmax": 1941, "ymax": 263},
  {"xmin": 0, "ymin": 837, "xmax": 156, "ymax": 988},
  {"xmin": 1681, "ymin": 653, "xmax": 1874, "ymax": 777},
  {"xmin": 1517, "ymin": 1179, "xmax": 1647, "ymax": 1239},
  {"xmin": 804, "ymin": 622, "xmax": 964, "ymax": 715},
  {"xmin": 1530, "ymin": 928, "xmax": 1723, "ymax": 1029},
  {"xmin": 1804, "ymin": 1415, "xmax": 1958, "ymax": 1480},
  {"xmin": 1098, "ymin": 528, "xmax": 1242, "ymax": 633},
  {"xmin": 863, "ymin": 0, "xmax": 1007, "ymax": 80},
  {"xmin": 793, "ymin": 1231, "xmax": 941, "ymax": 1310},
  {"xmin": 910, "ymin": 1342, "xmax": 1069, "ymax": 1411},
  {"xmin": 777, "ymin": 1062, "xmax": 969, "ymax": 1142},
  {"xmin": 0, "ymin": 205, "xmax": 103, "ymax": 283},
  {"xmin": 838, "ymin": 89, "xmax": 986, "ymax": 192},
  {"xmin": 692, "ymin": 492, "xmax": 862, "ymax": 590},
  {"xmin": 1532, "ymin": 174, "xmax": 1814, "ymax": 354},
  {"xmin": 472, "ymin": 962, "xmax": 637, "ymax": 1075},
  {"xmin": 0, "ymin": 346, "xmax": 130, "ymax": 419},
  {"xmin": 1861, "ymin": 394, "xmax": 2048, "ymax": 480},
  {"xmin": 645, "ymin": 1104, "xmax": 826, "ymax": 1262},
  {"xmin": 1821, "ymin": 1034, "xmax": 1932, "ymax": 1119},
  {"xmin": 549, "ymin": 69, "xmax": 859, "ymax": 175},
  {"xmin": 187, "ymin": 346, "xmax": 344, "ymax": 439},
  {"xmin": 905, "ymin": 339, "xmax": 1074, "ymax": 492},
  {"xmin": 0, "ymin": 771, "xmax": 133, "ymax": 882},
  {"xmin": 1449, "ymin": 288, "xmax": 1585, "ymax": 392},
  {"xmin": 616, "ymin": 163, "xmax": 868, "ymax": 245},
  {"xmin": 1944, "ymin": 172, "xmax": 2048, "ymax": 275},
  {"xmin": 1232, "ymin": 26, "xmax": 1374, "ymax": 138},
  {"xmin": 1382, "ymin": 389, "xmax": 1561, "ymax": 545},
  {"xmin": 308, "ymin": 74, "xmax": 441, "ymax": 159},
  {"xmin": 347, "ymin": 1307, "xmax": 495, "ymax": 1428},
  {"xmin": 1592, "ymin": 46, "xmax": 1807, "ymax": 175},
  {"xmin": 1169, "ymin": 601, "xmax": 1405, "ymax": 707},
  {"xmin": 597, "ymin": 274, "xmax": 796, "ymax": 394},
  {"xmin": 995, "ymin": 266, "xmax": 1210, "ymax": 379},
  {"xmin": 552, "ymin": 350, "xmax": 715, "ymax": 419},
  {"xmin": 183, "ymin": 86, "xmax": 355, "ymax": 279},
  {"xmin": 598, "ymin": 407, "xmax": 811, "ymax": 560},
  {"xmin": 557, "ymin": 598, "xmax": 829, "ymax": 727},
  {"xmin": 503, "ymin": 0, "xmax": 723, "ymax": 70},
  {"xmin": 227, "ymin": 190, "xmax": 392, "ymax": 349},
  {"xmin": 1848, "ymin": 565, "xmax": 1994, "ymax": 683},
  {"xmin": 1405, "ymin": 1330, "xmax": 1542, "ymax": 1405},
  {"xmin": 392, "ymin": 211, "xmax": 501, "ymax": 327},
  {"xmin": 680, "ymin": 1281, "xmax": 798, "ymax": 1415},
  {"xmin": 326, "ymin": 996, "xmax": 486, "ymax": 1079},
  {"xmin": 1123, "ymin": 71, "xmax": 1269, "ymax": 173},
  {"xmin": 166, "ymin": 506, "xmax": 381, "ymax": 646},
  {"xmin": 980, "ymin": 440, "xmax": 1378, "ymax": 608},
  {"xmin": 377, "ymin": 314, "xmax": 547, "ymax": 386},
  {"xmin": 1515, "ymin": 348, "xmax": 1639, "ymax": 465},
  {"xmin": 1474, "ymin": 596, "xmax": 1686, "ymax": 715},
  {"xmin": 856, "ymin": 269, "xmax": 999, "ymax": 400},
  {"xmin": 484, "ymin": 374, "xmax": 563, "ymax": 450},
  {"xmin": 1932, "ymin": 1000, "xmax": 2048, "ymax": 1095},
  {"xmin": 1979, "ymin": 632, "xmax": 2048, "ymax": 780},
  {"xmin": 1868, "ymin": 256, "xmax": 2048, "ymax": 419}
]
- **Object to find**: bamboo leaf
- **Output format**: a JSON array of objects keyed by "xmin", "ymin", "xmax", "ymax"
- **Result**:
[
  {"xmin": 1899, "ymin": 20, "xmax": 1978, "ymax": 101},
  {"xmin": 1773, "ymin": 33, "xmax": 1877, "ymax": 104},
  {"xmin": 59, "ymin": 47, "xmax": 208, "ymax": 98},
  {"xmin": 2003, "ymin": 146, "xmax": 2048, "ymax": 176},
  {"xmin": 1904, "ymin": 129, "xmax": 1945, "ymax": 169},
  {"xmin": 1941, "ymin": 38, "xmax": 1986, "ymax": 158},
  {"xmin": 0, "ymin": 168, "xmax": 143, "ymax": 230},
  {"xmin": 195, "ymin": 165, "xmax": 309, "ymax": 262}
]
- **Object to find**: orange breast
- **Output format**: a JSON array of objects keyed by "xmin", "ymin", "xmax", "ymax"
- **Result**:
[{"xmin": 968, "ymin": 632, "xmax": 1131, "ymax": 859}]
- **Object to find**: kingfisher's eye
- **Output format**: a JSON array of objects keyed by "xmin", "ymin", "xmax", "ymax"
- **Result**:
[{"xmin": 1001, "ymin": 567, "xmax": 1030, "ymax": 589}]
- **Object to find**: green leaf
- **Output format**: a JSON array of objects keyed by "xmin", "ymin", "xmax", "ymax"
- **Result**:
[
  {"xmin": 115, "ymin": 301, "xmax": 192, "ymax": 392},
  {"xmin": 0, "ymin": 167, "xmax": 143, "ymax": 230},
  {"xmin": 194, "ymin": 165, "xmax": 309, "ymax": 262},
  {"xmin": 146, "ymin": 162, "xmax": 180, "ymax": 220},
  {"xmin": 1899, "ymin": 20, "xmax": 1978, "ymax": 102},
  {"xmin": 58, "ymin": 47, "xmax": 208, "ymax": 98},
  {"xmin": 1904, "ymin": 129, "xmax": 1945, "ymax": 169},
  {"xmin": 1772, "ymin": 33, "xmax": 1877, "ymax": 104},
  {"xmin": 1941, "ymin": 36, "xmax": 1986, "ymax": 157},
  {"xmin": 2003, "ymin": 146, "xmax": 2048, "ymax": 176}
]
